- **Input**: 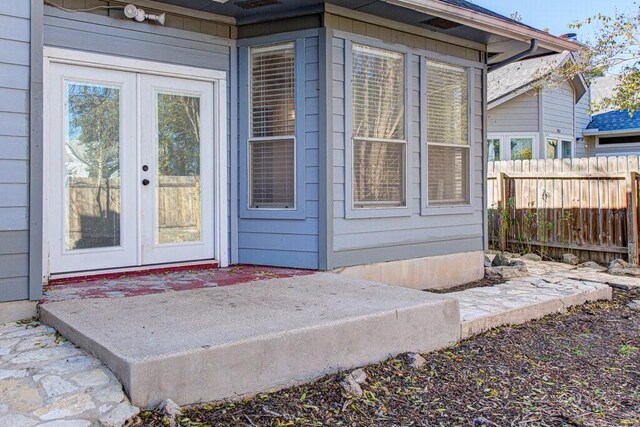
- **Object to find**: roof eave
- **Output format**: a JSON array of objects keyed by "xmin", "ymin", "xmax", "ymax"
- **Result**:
[
  {"xmin": 383, "ymin": 0, "xmax": 579, "ymax": 53},
  {"xmin": 583, "ymin": 128, "xmax": 640, "ymax": 137}
]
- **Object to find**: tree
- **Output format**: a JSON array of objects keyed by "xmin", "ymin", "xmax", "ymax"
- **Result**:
[{"xmin": 542, "ymin": 7, "xmax": 640, "ymax": 113}]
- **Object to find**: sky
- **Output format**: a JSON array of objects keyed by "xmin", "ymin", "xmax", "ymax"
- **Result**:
[{"xmin": 472, "ymin": 0, "xmax": 638, "ymax": 42}]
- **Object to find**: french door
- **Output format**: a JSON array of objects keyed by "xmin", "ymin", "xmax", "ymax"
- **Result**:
[{"xmin": 48, "ymin": 62, "xmax": 216, "ymax": 274}]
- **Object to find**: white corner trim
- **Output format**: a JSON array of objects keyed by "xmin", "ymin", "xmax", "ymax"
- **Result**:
[{"xmin": 44, "ymin": 47, "xmax": 227, "ymax": 82}]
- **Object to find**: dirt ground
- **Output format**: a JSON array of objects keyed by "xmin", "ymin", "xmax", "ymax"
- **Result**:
[{"xmin": 139, "ymin": 290, "xmax": 640, "ymax": 427}]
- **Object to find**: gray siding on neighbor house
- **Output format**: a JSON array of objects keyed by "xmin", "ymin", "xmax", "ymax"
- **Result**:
[
  {"xmin": 43, "ymin": 6, "xmax": 236, "ymax": 263},
  {"xmin": 0, "ymin": 2, "xmax": 31, "ymax": 302},
  {"xmin": 237, "ymin": 33, "xmax": 320, "ymax": 269},
  {"xmin": 329, "ymin": 34, "xmax": 485, "ymax": 268},
  {"xmin": 542, "ymin": 81, "xmax": 575, "ymax": 138},
  {"xmin": 575, "ymin": 91, "xmax": 590, "ymax": 158},
  {"xmin": 488, "ymin": 92, "xmax": 539, "ymax": 133}
]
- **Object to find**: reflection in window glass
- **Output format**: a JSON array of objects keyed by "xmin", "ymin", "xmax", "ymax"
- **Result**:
[
  {"xmin": 156, "ymin": 92, "xmax": 202, "ymax": 244},
  {"xmin": 510, "ymin": 138, "xmax": 533, "ymax": 160},
  {"xmin": 546, "ymin": 138, "xmax": 558, "ymax": 160},
  {"xmin": 65, "ymin": 82, "xmax": 121, "ymax": 251},
  {"xmin": 487, "ymin": 138, "xmax": 500, "ymax": 161},
  {"xmin": 562, "ymin": 140, "xmax": 572, "ymax": 159}
]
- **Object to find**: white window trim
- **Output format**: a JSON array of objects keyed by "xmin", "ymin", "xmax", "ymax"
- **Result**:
[
  {"xmin": 422, "ymin": 58, "xmax": 475, "ymax": 214},
  {"xmin": 42, "ymin": 47, "xmax": 229, "ymax": 279},
  {"xmin": 544, "ymin": 133, "xmax": 574, "ymax": 159},
  {"xmin": 247, "ymin": 42, "xmax": 297, "ymax": 211},
  {"xmin": 488, "ymin": 133, "xmax": 538, "ymax": 161}
]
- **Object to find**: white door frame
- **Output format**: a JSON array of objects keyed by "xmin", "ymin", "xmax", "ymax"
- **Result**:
[{"xmin": 43, "ymin": 47, "xmax": 228, "ymax": 278}]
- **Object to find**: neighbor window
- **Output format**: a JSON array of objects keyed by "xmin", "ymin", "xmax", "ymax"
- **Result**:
[
  {"xmin": 488, "ymin": 138, "xmax": 501, "ymax": 162},
  {"xmin": 510, "ymin": 137, "xmax": 533, "ymax": 160},
  {"xmin": 351, "ymin": 44, "xmax": 406, "ymax": 209},
  {"xmin": 426, "ymin": 60, "xmax": 470, "ymax": 205},
  {"xmin": 547, "ymin": 138, "xmax": 573, "ymax": 159},
  {"xmin": 249, "ymin": 43, "xmax": 295, "ymax": 209}
]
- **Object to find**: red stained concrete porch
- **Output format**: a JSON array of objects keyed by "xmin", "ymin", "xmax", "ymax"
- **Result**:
[{"xmin": 41, "ymin": 265, "xmax": 315, "ymax": 303}]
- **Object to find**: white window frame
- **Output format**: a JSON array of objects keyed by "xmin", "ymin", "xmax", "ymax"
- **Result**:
[
  {"xmin": 422, "ymin": 56, "xmax": 475, "ymax": 213},
  {"xmin": 595, "ymin": 135, "xmax": 640, "ymax": 148},
  {"xmin": 544, "ymin": 133, "xmax": 574, "ymax": 160},
  {"xmin": 247, "ymin": 42, "xmax": 297, "ymax": 211},
  {"xmin": 344, "ymin": 39, "xmax": 411, "ymax": 218},
  {"xmin": 488, "ymin": 133, "xmax": 538, "ymax": 161}
]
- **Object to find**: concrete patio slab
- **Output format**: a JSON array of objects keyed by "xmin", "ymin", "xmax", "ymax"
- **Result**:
[
  {"xmin": 454, "ymin": 276, "xmax": 612, "ymax": 339},
  {"xmin": 40, "ymin": 273, "xmax": 459, "ymax": 408}
]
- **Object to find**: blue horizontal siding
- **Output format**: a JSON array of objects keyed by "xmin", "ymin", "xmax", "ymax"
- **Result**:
[
  {"xmin": 238, "ymin": 34, "xmax": 320, "ymax": 269},
  {"xmin": 329, "ymin": 34, "xmax": 485, "ymax": 268},
  {"xmin": 0, "ymin": 4, "xmax": 30, "ymax": 302}
]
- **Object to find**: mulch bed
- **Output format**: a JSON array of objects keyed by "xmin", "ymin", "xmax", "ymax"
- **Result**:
[{"xmin": 139, "ymin": 290, "xmax": 640, "ymax": 427}]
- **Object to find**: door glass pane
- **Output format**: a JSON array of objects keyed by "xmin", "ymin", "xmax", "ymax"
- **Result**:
[
  {"xmin": 487, "ymin": 138, "xmax": 500, "ymax": 161},
  {"xmin": 546, "ymin": 138, "xmax": 558, "ymax": 160},
  {"xmin": 65, "ymin": 82, "xmax": 121, "ymax": 250},
  {"xmin": 156, "ymin": 92, "xmax": 201, "ymax": 244},
  {"xmin": 562, "ymin": 140, "xmax": 572, "ymax": 159},
  {"xmin": 510, "ymin": 138, "xmax": 533, "ymax": 160}
]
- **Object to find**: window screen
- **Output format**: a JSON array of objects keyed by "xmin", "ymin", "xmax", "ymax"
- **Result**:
[
  {"xmin": 352, "ymin": 44, "xmax": 406, "ymax": 208},
  {"xmin": 426, "ymin": 60, "xmax": 469, "ymax": 205},
  {"xmin": 249, "ymin": 43, "xmax": 295, "ymax": 209}
]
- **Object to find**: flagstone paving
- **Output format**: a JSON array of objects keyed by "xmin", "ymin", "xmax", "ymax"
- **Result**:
[{"xmin": 0, "ymin": 320, "xmax": 138, "ymax": 427}]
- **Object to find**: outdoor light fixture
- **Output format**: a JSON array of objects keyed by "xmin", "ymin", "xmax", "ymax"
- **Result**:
[{"xmin": 124, "ymin": 4, "xmax": 165, "ymax": 25}]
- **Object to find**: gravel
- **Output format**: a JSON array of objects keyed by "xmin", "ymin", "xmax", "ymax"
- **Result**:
[{"xmin": 139, "ymin": 290, "xmax": 640, "ymax": 427}]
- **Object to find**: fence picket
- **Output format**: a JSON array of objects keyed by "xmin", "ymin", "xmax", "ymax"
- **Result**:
[{"xmin": 488, "ymin": 155, "xmax": 640, "ymax": 263}]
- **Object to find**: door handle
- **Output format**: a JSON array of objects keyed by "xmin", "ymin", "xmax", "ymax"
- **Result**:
[{"xmin": 142, "ymin": 179, "xmax": 150, "ymax": 186}]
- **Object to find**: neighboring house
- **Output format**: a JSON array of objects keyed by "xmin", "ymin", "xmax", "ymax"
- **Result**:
[
  {"xmin": 487, "ymin": 52, "xmax": 589, "ymax": 161},
  {"xmin": 583, "ymin": 76, "xmax": 640, "ymax": 156},
  {"xmin": 0, "ymin": 0, "xmax": 575, "ymax": 311}
]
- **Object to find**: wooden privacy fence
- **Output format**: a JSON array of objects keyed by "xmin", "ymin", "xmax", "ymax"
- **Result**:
[{"xmin": 487, "ymin": 156, "xmax": 640, "ymax": 264}]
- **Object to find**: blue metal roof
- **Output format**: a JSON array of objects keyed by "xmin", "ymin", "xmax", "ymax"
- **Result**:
[{"xmin": 587, "ymin": 110, "xmax": 640, "ymax": 132}]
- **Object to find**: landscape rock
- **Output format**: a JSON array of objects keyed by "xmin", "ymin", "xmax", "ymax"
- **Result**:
[
  {"xmin": 577, "ymin": 261, "xmax": 606, "ymax": 271},
  {"xmin": 521, "ymin": 253, "xmax": 541, "ymax": 262},
  {"xmin": 627, "ymin": 300, "xmax": 640, "ymax": 310},
  {"xmin": 407, "ymin": 353, "xmax": 427, "ymax": 369},
  {"xmin": 608, "ymin": 266, "xmax": 640, "ymax": 278},
  {"xmin": 484, "ymin": 266, "xmax": 528, "ymax": 280},
  {"xmin": 491, "ymin": 253, "xmax": 511, "ymax": 267},
  {"xmin": 99, "ymin": 402, "xmax": 140, "ymax": 427},
  {"xmin": 483, "ymin": 255, "xmax": 492, "ymax": 268},
  {"xmin": 339, "ymin": 374, "xmax": 363, "ymax": 397},
  {"xmin": 561, "ymin": 253, "xmax": 580, "ymax": 266},
  {"xmin": 510, "ymin": 260, "xmax": 526, "ymax": 267},
  {"xmin": 609, "ymin": 259, "xmax": 630, "ymax": 269},
  {"xmin": 157, "ymin": 399, "xmax": 181, "ymax": 427},
  {"xmin": 349, "ymin": 368, "xmax": 367, "ymax": 385}
]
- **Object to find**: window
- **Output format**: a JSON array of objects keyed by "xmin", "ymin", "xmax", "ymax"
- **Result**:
[
  {"xmin": 351, "ymin": 44, "xmax": 406, "ymax": 208},
  {"xmin": 562, "ymin": 140, "xmax": 572, "ymax": 159},
  {"xmin": 510, "ymin": 137, "xmax": 533, "ymax": 160},
  {"xmin": 546, "ymin": 137, "xmax": 573, "ymax": 159},
  {"xmin": 248, "ymin": 43, "xmax": 295, "ymax": 209},
  {"xmin": 546, "ymin": 138, "xmax": 558, "ymax": 160},
  {"xmin": 599, "ymin": 135, "xmax": 640, "ymax": 145},
  {"xmin": 426, "ymin": 60, "xmax": 469, "ymax": 205},
  {"xmin": 488, "ymin": 138, "xmax": 500, "ymax": 162}
]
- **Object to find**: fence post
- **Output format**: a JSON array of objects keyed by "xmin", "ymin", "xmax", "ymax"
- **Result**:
[
  {"xmin": 626, "ymin": 172, "xmax": 639, "ymax": 264},
  {"xmin": 497, "ymin": 172, "xmax": 507, "ymax": 251}
]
